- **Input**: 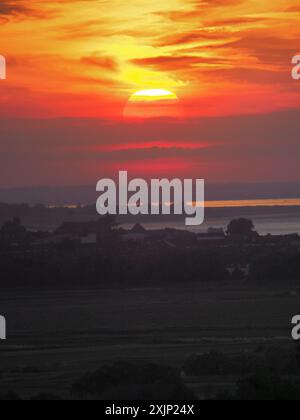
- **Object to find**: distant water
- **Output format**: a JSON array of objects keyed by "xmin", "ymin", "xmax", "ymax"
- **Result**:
[
  {"xmin": 123, "ymin": 213, "xmax": 300, "ymax": 236},
  {"xmin": 121, "ymin": 199, "xmax": 300, "ymax": 235},
  {"xmin": 24, "ymin": 198, "xmax": 300, "ymax": 236}
]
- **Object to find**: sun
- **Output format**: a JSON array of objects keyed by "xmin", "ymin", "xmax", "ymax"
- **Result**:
[
  {"xmin": 124, "ymin": 89, "xmax": 181, "ymax": 119},
  {"xmin": 129, "ymin": 89, "xmax": 178, "ymax": 102}
]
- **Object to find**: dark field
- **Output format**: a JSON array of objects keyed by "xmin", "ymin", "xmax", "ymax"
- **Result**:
[{"xmin": 0, "ymin": 282, "xmax": 299, "ymax": 399}]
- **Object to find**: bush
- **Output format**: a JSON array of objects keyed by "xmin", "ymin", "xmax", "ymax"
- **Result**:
[{"xmin": 71, "ymin": 361, "xmax": 196, "ymax": 400}]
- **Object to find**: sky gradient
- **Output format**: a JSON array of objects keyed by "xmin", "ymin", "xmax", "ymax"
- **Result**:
[{"xmin": 0, "ymin": 0, "xmax": 299, "ymax": 187}]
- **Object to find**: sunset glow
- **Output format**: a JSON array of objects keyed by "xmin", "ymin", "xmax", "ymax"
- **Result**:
[
  {"xmin": 0, "ymin": 1, "xmax": 299, "ymax": 187},
  {"xmin": 1, "ymin": 0, "xmax": 299, "ymax": 119}
]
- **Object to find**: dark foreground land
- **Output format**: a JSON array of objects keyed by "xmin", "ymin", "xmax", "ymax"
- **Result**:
[{"xmin": 0, "ymin": 282, "xmax": 299, "ymax": 399}]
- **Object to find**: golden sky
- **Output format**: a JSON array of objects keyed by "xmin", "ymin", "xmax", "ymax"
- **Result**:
[
  {"xmin": 1, "ymin": 0, "xmax": 299, "ymax": 118},
  {"xmin": 0, "ymin": 0, "xmax": 299, "ymax": 187}
]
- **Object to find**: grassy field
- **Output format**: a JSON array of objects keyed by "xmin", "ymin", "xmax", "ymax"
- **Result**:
[{"xmin": 0, "ymin": 282, "xmax": 299, "ymax": 398}]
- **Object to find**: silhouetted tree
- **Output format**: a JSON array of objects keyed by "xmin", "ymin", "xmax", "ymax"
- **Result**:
[{"xmin": 227, "ymin": 218, "xmax": 255, "ymax": 238}]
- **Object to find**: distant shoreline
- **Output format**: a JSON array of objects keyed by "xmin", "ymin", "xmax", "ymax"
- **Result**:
[{"xmin": 0, "ymin": 201, "xmax": 299, "ymax": 236}]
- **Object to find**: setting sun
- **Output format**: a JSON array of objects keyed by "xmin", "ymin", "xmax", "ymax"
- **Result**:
[
  {"xmin": 129, "ymin": 89, "xmax": 178, "ymax": 102},
  {"xmin": 124, "ymin": 89, "xmax": 181, "ymax": 119}
]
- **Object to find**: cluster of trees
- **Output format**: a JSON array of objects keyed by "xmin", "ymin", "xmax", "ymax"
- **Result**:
[
  {"xmin": 0, "ymin": 362, "xmax": 195, "ymax": 401},
  {"xmin": 183, "ymin": 346, "xmax": 300, "ymax": 400},
  {"xmin": 3, "ymin": 348, "xmax": 300, "ymax": 400},
  {"xmin": 71, "ymin": 362, "xmax": 195, "ymax": 400},
  {"xmin": 0, "ymin": 216, "xmax": 299, "ymax": 288}
]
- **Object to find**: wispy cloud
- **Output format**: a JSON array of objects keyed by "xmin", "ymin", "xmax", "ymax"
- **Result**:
[{"xmin": 0, "ymin": 1, "xmax": 30, "ymax": 15}]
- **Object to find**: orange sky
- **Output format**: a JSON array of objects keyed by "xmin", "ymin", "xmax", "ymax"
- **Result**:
[
  {"xmin": 0, "ymin": 0, "xmax": 299, "ymax": 187},
  {"xmin": 1, "ymin": 0, "xmax": 299, "ymax": 118}
]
